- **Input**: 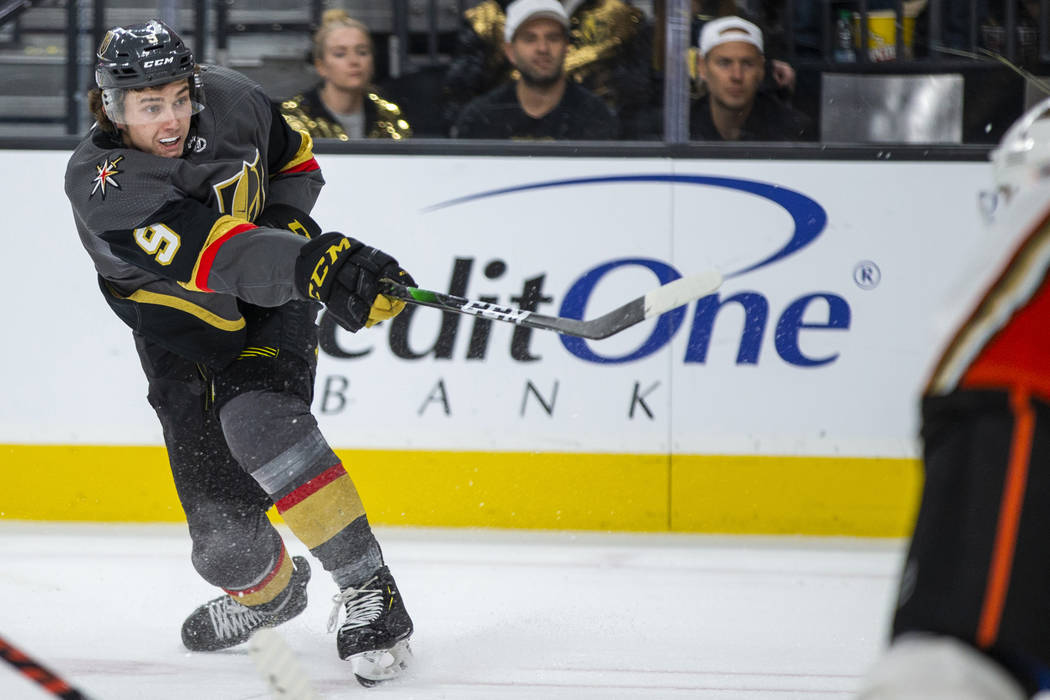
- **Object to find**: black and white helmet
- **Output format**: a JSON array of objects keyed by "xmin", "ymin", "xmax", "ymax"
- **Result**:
[{"xmin": 95, "ymin": 19, "xmax": 204, "ymax": 123}]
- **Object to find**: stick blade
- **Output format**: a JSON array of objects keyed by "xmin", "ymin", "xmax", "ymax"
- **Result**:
[
  {"xmin": 642, "ymin": 270, "xmax": 722, "ymax": 319},
  {"xmin": 249, "ymin": 629, "xmax": 320, "ymax": 700}
]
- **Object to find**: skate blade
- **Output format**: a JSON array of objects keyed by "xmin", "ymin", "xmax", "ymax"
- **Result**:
[{"xmin": 350, "ymin": 639, "xmax": 412, "ymax": 687}]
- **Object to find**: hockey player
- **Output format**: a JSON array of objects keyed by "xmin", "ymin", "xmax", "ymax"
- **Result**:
[
  {"xmin": 64, "ymin": 20, "xmax": 413, "ymax": 685},
  {"xmin": 858, "ymin": 97, "xmax": 1050, "ymax": 698}
]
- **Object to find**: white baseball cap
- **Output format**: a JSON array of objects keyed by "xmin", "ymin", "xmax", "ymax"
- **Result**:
[
  {"xmin": 698, "ymin": 16, "xmax": 764, "ymax": 57},
  {"xmin": 504, "ymin": 0, "xmax": 570, "ymax": 42}
]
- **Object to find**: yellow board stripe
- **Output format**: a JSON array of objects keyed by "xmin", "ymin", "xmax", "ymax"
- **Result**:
[
  {"xmin": 0, "ymin": 445, "xmax": 922, "ymax": 537},
  {"xmin": 670, "ymin": 454, "xmax": 924, "ymax": 537}
]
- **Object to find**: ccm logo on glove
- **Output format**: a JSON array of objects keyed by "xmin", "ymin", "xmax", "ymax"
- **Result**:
[
  {"xmin": 295, "ymin": 232, "xmax": 415, "ymax": 333},
  {"xmin": 306, "ymin": 236, "xmax": 352, "ymax": 299}
]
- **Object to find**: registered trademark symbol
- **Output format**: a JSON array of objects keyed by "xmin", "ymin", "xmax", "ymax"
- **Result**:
[{"xmin": 853, "ymin": 260, "xmax": 881, "ymax": 290}]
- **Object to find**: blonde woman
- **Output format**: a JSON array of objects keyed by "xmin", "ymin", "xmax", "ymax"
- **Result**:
[{"xmin": 280, "ymin": 10, "xmax": 411, "ymax": 140}]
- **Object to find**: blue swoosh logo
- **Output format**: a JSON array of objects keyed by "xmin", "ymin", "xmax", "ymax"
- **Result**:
[{"xmin": 423, "ymin": 174, "xmax": 828, "ymax": 277}]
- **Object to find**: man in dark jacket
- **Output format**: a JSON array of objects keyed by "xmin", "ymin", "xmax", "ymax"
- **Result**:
[
  {"xmin": 444, "ymin": 0, "xmax": 646, "ymax": 137},
  {"xmin": 452, "ymin": 0, "xmax": 619, "ymax": 140},
  {"xmin": 689, "ymin": 16, "xmax": 813, "ymax": 142}
]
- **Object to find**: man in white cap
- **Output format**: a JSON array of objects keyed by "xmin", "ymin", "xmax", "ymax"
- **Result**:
[
  {"xmin": 442, "ymin": 0, "xmax": 651, "ymax": 137},
  {"xmin": 690, "ymin": 15, "xmax": 812, "ymax": 141},
  {"xmin": 452, "ymin": 0, "xmax": 619, "ymax": 140}
]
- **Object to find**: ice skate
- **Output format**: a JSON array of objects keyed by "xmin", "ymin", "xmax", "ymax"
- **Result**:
[
  {"xmin": 327, "ymin": 565, "xmax": 413, "ymax": 686},
  {"xmin": 181, "ymin": 555, "xmax": 311, "ymax": 652}
]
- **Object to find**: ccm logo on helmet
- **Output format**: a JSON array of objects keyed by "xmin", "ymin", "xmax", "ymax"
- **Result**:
[{"xmin": 143, "ymin": 57, "xmax": 175, "ymax": 68}]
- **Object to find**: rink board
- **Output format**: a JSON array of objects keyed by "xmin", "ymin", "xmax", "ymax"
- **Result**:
[
  {"xmin": 0, "ymin": 445, "xmax": 921, "ymax": 536},
  {"xmin": 0, "ymin": 150, "xmax": 986, "ymax": 535}
]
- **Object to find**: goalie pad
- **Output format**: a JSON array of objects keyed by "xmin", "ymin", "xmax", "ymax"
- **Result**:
[
  {"xmin": 859, "ymin": 634, "xmax": 1027, "ymax": 700},
  {"xmin": 892, "ymin": 389, "xmax": 1050, "ymax": 693}
]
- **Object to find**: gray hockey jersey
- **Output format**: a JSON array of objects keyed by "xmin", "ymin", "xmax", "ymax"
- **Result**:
[{"xmin": 65, "ymin": 65, "xmax": 325, "ymax": 366}]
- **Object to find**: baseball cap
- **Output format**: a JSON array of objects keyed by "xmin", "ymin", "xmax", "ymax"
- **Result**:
[
  {"xmin": 504, "ymin": 0, "xmax": 570, "ymax": 42},
  {"xmin": 698, "ymin": 16, "xmax": 764, "ymax": 57}
]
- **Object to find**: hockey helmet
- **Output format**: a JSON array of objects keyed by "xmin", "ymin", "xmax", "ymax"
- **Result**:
[
  {"xmin": 981, "ymin": 94, "xmax": 1050, "ymax": 221},
  {"xmin": 95, "ymin": 19, "xmax": 204, "ymax": 124}
]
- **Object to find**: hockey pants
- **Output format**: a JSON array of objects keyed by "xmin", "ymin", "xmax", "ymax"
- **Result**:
[{"xmin": 133, "ymin": 302, "xmax": 383, "ymax": 603}]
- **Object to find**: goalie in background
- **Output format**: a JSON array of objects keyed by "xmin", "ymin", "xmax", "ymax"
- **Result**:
[
  {"xmin": 857, "ymin": 98, "xmax": 1050, "ymax": 698},
  {"xmin": 64, "ymin": 19, "xmax": 413, "ymax": 685}
]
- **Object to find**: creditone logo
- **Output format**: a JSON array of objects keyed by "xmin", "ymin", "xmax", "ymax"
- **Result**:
[
  {"xmin": 320, "ymin": 174, "xmax": 844, "ymax": 367},
  {"xmin": 423, "ymin": 174, "xmax": 827, "ymax": 279}
]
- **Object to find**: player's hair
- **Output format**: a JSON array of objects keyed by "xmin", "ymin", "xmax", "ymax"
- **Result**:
[
  {"xmin": 311, "ymin": 9, "xmax": 373, "ymax": 63},
  {"xmin": 88, "ymin": 87, "xmax": 119, "ymax": 134}
]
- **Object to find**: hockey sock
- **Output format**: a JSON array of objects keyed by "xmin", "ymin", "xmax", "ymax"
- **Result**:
[
  {"xmin": 223, "ymin": 545, "xmax": 297, "ymax": 610},
  {"xmin": 220, "ymin": 390, "xmax": 384, "ymax": 587}
]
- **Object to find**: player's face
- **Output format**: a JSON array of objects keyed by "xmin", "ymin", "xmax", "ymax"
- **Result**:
[
  {"xmin": 505, "ymin": 18, "xmax": 567, "ymax": 87},
  {"xmin": 118, "ymin": 81, "xmax": 193, "ymax": 158},
  {"xmin": 316, "ymin": 26, "xmax": 374, "ymax": 94},
  {"xmin": 699, "ymin": 41, "xmax": 764, "ymax": 112}
]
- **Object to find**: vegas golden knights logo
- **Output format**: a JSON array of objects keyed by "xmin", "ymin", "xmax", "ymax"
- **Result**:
[
  {"xmin": 213, "ymin": 149, "xmax": 264, "ymax": 220},
  {"xmin": 98, "ymin": 31, "xmax": 114, "ymax": 57}
]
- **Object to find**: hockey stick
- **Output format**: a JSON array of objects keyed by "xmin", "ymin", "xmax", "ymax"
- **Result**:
[
  {"xmin": 379, "ymin": 269, "xmax": 722, "ymax": 340},
  {"xmin": 248, "ymin": 629, "xmax": 320, "ymax": 700},
  {"xmin": 0, "ymin": 634, "xmax": 93, "ymax": 700}
]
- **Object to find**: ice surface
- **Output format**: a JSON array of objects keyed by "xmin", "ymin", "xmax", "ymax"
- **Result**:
[{"xmin": 0, "ymin": 523, "xmax": 903, "ymax": 699}]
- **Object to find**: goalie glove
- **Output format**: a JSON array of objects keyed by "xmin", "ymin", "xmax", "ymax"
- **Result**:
[{"xmin": 294, "ymin": 232, "xmax": 415, "ymax": 332}]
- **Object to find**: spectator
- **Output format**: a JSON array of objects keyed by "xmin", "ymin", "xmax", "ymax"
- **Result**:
[
  {"xmin": 278, "ymin": 10, "xmax": 411, "ymax": 140},
  {"xmin": 442, "ymin": 0, "xmax": 651, "ymax": 137},
  {"xmin": 689, "ymin": 16, "xmax": 813, "ymax": 141},
  {"xmin": 691, "ymin": 0, "xmax": 796, "ymax": 98},
  {"xmin": 452, "ymin": 0, "xmax": 619, "ymax": 140}
]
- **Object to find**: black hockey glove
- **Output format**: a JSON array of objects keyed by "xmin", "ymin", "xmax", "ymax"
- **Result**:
[{"xmin": 294, "ymin": 232, "xmax": 415, "ymax": 332}]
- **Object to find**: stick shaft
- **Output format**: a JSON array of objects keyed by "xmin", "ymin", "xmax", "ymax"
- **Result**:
[
  {"xmin": 380, "ymin": 270, "xmax": 721, "ymax": 341},
  {"xmin": 0, "ymin": 634, "xmax": 91, "ymax": 700}
]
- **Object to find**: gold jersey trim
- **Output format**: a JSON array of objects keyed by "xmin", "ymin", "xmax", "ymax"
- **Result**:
[
  {"xmin": 108, "ymin": 284, "xmax": 246, "ymax": 332},
  {"xmin": 182, "ymin": 214, "xmax": 255, "ymax": 293},
  {"xmin": 280, "ymin": 129, "xmax": 317, "ymax": 172}
]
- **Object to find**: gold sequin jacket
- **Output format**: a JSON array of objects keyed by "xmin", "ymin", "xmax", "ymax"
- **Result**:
[{"xmin": 278, "ymin": 86, "xmax": 412, "ymax": 140}]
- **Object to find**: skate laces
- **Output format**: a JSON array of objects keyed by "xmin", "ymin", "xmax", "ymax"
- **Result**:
[
  {"xmin": 327, "ymin": 575, "xmax": 384, "ymax": 633},
  {"xmin": 207, "ymin": 596, "xmax": 267, "ymax": 640}
]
